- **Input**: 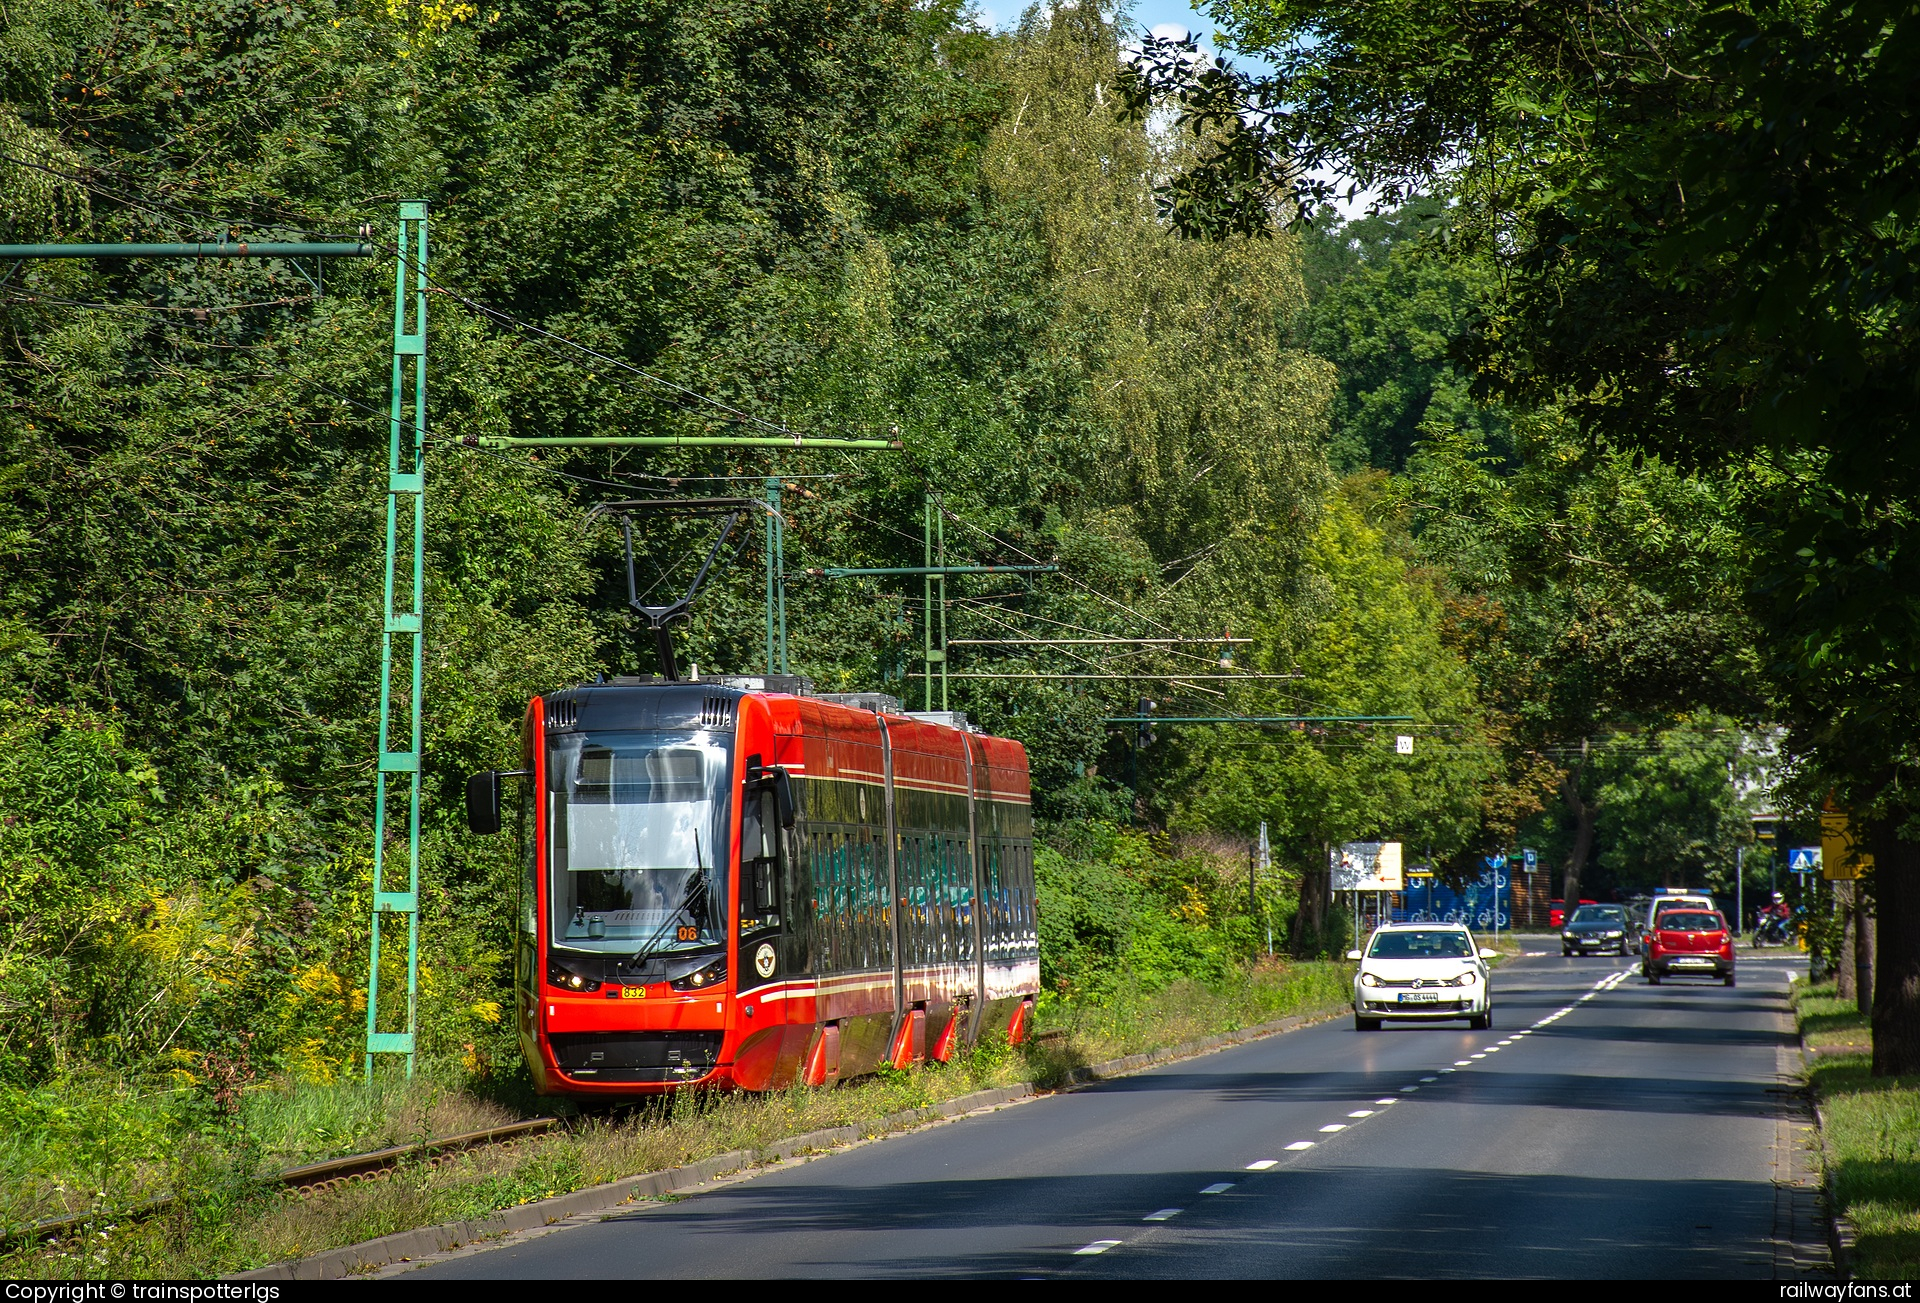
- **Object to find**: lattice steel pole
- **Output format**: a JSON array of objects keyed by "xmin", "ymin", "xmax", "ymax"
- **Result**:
[{"xmin": 365, "ymin": 201, "xmax": 428, "ymax": 1079}]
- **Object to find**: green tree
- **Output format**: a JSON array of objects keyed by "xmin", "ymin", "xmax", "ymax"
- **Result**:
[
  {"xmin": 1170, "ymin": 480, "xmax": 1497, "ymax": 938},
  {"xmin": 1589, "ymin": 719, "xmax": 1759, "ymax": 897},
  {"xmin": 1297, "ymin": 201, "xmax": 1510, "ymax": 474},
  {"xmin": 1406, "ymin": 414, "xmax": 1762, "ymax": 918},
  {"xmin": 1163, "ymin": 0, "xmax": 1920, "ymax": 1070},
  {"xmin": 0, "ymin": 0, "xmax": 1353, "ymax": 1091}
]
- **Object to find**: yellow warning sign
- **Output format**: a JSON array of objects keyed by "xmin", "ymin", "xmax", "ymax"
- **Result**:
[{"xmin": 1820, "ymin": 804, "xmax": 1872, "ymax": 881}]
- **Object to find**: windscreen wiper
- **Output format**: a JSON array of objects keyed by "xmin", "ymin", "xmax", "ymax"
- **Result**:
[{"xmin": 628, "ymin": 832, "xmax": 712, "ymax": 966}]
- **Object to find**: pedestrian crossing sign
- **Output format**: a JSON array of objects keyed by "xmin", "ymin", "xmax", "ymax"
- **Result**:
[{"xmin": 1788, "ymin": 847, "xmax": 1821, "ymax": 875}]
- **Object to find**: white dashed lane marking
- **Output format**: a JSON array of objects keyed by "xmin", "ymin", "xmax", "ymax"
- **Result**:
[{"xmin": 1100, "ymin": 962, "xmax": 1639, "ymax": 1259}]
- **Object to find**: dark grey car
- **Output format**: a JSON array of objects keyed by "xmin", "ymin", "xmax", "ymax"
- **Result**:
[{"xmin": 1562, "ymin": 905, "xmax": 1631, "ymax": 955}]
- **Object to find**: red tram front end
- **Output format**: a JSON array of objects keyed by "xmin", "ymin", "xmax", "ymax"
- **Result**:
[{"xmin": 468, "ymin": 677, "xmax": 1040, "ymax": 1097}]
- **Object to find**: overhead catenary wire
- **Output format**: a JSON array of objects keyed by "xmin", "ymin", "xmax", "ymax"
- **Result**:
[
  {"xmin": 0, "ymin": 147, "xmax": 356, "ymax": 241},
  {"xmin": 414, "ymin": 275, "xmax": 862, "ymax": 446},
  {"xmin": 10, "ymin": 187, "xmax": 1556, "ymax": 723},
  {"xmin": 0, "ymin": 296, "xmax": 826, "ymax": 499},
  {"xmin": 0, "ymin": 166, "xmax": 871, "ymax": 452}
]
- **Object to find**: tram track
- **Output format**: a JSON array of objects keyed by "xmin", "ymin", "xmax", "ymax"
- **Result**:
[{"xmin": 2, "ymin": 1116, "xmax": 562, "ymax": 1250}]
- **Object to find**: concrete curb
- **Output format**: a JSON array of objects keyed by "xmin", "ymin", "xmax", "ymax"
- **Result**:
[
  {"xmin": 232, "ymin": 1004, "xmax": 1341, "ymax": 1280},
  {"xmin": 1793, "ymin": 998, "xmax": 1861, "ymax": 1279},
  {"xmin": 1808, "ymin": 1094, "xmax": 1860, "ymax": 1280}
]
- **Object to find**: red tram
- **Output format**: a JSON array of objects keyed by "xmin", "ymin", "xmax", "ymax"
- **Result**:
[{"xmin": 466, "ymin": 677, "xmax": 1040, "ymax": 1096}]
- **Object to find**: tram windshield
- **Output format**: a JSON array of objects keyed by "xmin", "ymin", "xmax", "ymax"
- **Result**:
[{"xmin": 548, "ymin": 729, "xmax": 731, "ymax": 957}]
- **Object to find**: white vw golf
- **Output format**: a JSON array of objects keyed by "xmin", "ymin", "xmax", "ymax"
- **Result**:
[{"xmin": 1349, "ymin": 923, "xmax": 1499, "ymax": 1031}]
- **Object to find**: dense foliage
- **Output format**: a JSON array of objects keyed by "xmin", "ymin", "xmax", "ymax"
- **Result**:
[
  {"xmin": 0, "ymin": 0, "xmax": 1476, "ymax": 1112},
  {"xmin": 1126, "ymin": 0, "xmax": 1918, "ymax": 1063},
  {"xmin": 2, "ymin": 0, "xmax": 1839, "ymax": 1133}
]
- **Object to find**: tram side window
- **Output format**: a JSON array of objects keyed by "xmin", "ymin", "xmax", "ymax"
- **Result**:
[
  {"xmin": 833, "ymin": 830, "xmax": 851, "ymax": 970},
  {"xmin": 809, "ymin": 827, "xmax": 834, "ymax": 975},
  {"xmin": 945, "ymin": 834, "xmax": 960, "ymax": 964},
  {"xmin": 860, "ymin": 833, "xmax": 882, "ymax": 970},
  {"xmin": 950, "ymin": 834, "xmax": 966, "ymax": 964},
  {"xmin": 922, "ymin": 835, "xmax": 935, "ymax": 966},
  {"xmin": 998, "ymin": 836, "xmax": 1013, "ymax": 959},
  {"xmin": 937, "ymin": 834, "xmax": 948, "ymax": 963},
  {"xmin": 1021, "ymin": 841, "xmax": 1038, "ymax": 947},
  {"xmin": 1008, "ymin": 840, "xmax": 1030, "ymax": 943},
  {"xmin": 959, "ymin": 831, "xmax": 975, "ymax": 964},
  {"xmin": 911, "ymin": 834, "xmax": 929, "ymax": 966},
  {"xmin": 901, "ymin": 834, "xmax": 917, "ymax": 966},
  {"xmin": 931, "ymin": 835, "xmax": 945, "ymax": 963}
]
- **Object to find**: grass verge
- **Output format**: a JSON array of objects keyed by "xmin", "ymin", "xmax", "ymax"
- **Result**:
[
  {"xmin": 1793, "ymin": 979, "xmax": 1920, "ymax": 1278},
  {"xmin": 2, "ymin": 961, "xmax": 1350, "ymax": 1279}
]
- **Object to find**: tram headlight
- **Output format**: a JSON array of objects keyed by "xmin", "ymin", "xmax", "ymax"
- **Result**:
[
  {"xmin": 545, "ymin": 957, "xmax": 602, "ymax": 993},
  {"xmin": 669, "ymin": 956, "xmax": 728, "ymax": 992}
]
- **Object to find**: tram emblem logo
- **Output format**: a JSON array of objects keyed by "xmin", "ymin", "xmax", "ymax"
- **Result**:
[{"xmin": 754, "ymin": 942, "xmax": 777, "ymax": 979}]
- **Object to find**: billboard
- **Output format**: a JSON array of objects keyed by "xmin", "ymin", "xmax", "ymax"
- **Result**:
[
  {"xmin": 1395, "ymin": 859, "xmax": 1509, "ymax": 931},
  {"xmin": 1333, "ymin": 841, "xmax": 1403, "ymax": 892}
]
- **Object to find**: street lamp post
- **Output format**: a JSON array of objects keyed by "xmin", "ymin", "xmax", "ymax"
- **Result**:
[{"xmin": 1736, "ymin": 844, "xmax": 1745, "ymax": 937}]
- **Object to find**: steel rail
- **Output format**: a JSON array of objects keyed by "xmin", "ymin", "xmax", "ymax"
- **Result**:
[{"xmin": 1, "ymin": 1116, "xmax": 561, "ymax": 1248}]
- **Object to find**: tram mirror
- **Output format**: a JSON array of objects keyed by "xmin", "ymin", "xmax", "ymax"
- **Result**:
[
  {"xmin": 743, "ymin": 789, "xmax": 776, "ymax": 862},
  {"xmin": 466, "ymin": 770, "xmax": 502, "ymax": 836},
  {"xmin": 771, "ymin": 768, "xmax": 795, "ymax": 829}
]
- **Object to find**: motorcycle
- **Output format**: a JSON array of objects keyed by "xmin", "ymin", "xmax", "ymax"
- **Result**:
[{"xmin": 1752, "ymin": 912, "xmax": 1793, "ymax": 948}]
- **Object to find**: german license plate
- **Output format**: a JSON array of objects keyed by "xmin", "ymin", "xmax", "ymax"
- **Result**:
[{"xmin": 1398, "ymin": 991, "xmax": 1440, "ymax": 1003}]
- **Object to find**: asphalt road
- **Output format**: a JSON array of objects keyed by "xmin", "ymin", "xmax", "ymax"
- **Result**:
[{"xmin": 415, "ymin": 950, "xmax": 1812, "ymax": 1279}]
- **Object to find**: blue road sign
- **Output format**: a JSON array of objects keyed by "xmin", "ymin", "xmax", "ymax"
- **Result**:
[
  {"xmin": 1789, "ymin": 847, "xmax": 1821, "ymax": 875},
  {"xmin": 1523, "ymin": 848, "xmax": 1537, "ymax": 872}
]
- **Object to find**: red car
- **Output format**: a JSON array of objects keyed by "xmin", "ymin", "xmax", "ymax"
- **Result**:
[
  {"xmin": 1643, "ymin": 909, "xmax": 1735, "ymax": 986},
  {"xmin": 1548, "ymin": 898, "xmax": 1597, "ymax": 929}
]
